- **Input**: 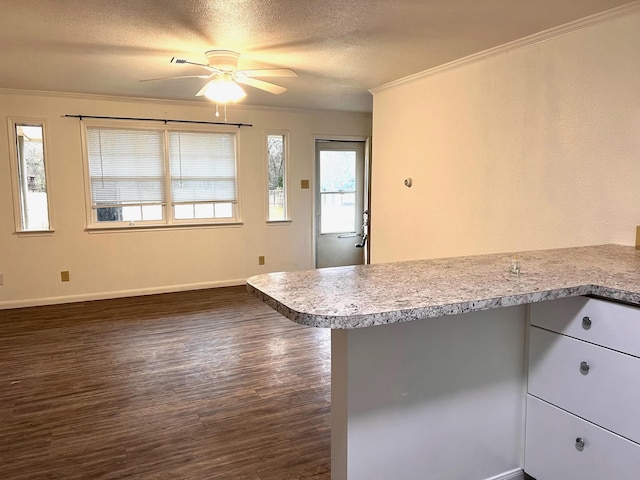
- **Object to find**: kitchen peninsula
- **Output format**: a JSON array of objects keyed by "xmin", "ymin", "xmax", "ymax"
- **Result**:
[{"xmin": 247, "ymin": 244, "xmax": 640, "ymax": 480}]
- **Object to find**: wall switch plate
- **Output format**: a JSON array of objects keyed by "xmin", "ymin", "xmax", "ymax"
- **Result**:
[
  {"xmin": 258, "ymin": 256, "xmax": 265, "ymax": 265},
  {"xmin": 60, "ymin": 271, "xmax": 70, "ymax": 282},
  {"xmin": 301, "ymin": 179, "xmax": 310, "ymax": 189},
  {"xmin": 0, "ymin": 273, "xmax": 3, "ymax": 286}
]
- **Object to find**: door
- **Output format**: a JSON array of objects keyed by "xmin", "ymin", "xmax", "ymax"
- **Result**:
[{"xmin": 315, "ymin": 140, "xmax": 367, "ymax": 268}]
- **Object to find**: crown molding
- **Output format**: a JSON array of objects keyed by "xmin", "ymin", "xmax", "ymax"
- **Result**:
[
  {"xmin": 371, "ymin": 1, "xmax": 640, "ymax": 95},
  {"xmin": 0, "ymin": 87, "xmax": 372, "ymax": 117}
]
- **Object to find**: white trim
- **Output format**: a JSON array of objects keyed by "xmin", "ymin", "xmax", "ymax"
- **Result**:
[
  {"xmin": 0, "ymin": 278, "xmax": 247, "ymax": 310},
  {"xmin": 483, "ymin": 468, "xmax": 525, "ymax": 480},
  {"xmin": 14, "ymin": 229, "xmax": 55, "ymax": 237},
  {"xmin": 266, "ymin": 219, "xmax": 293, "ymax": 225},
  {"xmin": 0, "ymin": 87, "xmax": 373, "ymax": 117},
  {"xmin": 371, "ymin": 1, "xmax": 640, "ymax": 94},
  {"xmin": 311, "ymin": 134, "xmax": 369, "ymax": 267},
  {"xmin": 84, "ymin": 222, "xmax": 243, "ymax": 233}
]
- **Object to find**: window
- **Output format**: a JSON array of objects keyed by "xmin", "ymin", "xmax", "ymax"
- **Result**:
[
  {"xmin": 83, "ymin": 122, "xmax": 239, "ymax": 227},
  {"xmin": 266, "ymin": 132, "xmax": 288, "ymax": 221},
  {"xmin": 8, "ymin": 119, "xmax": 52, "ymax": 232}
]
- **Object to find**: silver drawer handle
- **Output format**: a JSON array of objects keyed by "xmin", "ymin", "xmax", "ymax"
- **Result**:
[
  {"xmin": 575, "ymin": 437, "xmax": 585, "ymax": 450},
  {"xmin": 580, "ymin": 361, "xmax": 590, "ymax": 374},
  {"xmin": 582, "ymin": 316, "xmax": 592, "ymax": 329}
]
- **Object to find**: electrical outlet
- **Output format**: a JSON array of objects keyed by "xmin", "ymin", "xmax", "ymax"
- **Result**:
[
  {"xmin": 258, "ymin": 256, "xmax": 265, "ymax": 266},
  {"xmin": 0, "ymin": 273, "xmax": 4, "ymax": 286},
  {"xmin": 60, "ymin": 271, "xmax": 70, "ymax": 282}
]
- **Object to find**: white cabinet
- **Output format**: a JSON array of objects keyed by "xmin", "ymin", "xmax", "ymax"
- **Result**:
[
  {"xmin": 530, "ymin": 295, "xmax": 640, "ymax": 357},
  {"xmin": 528, "ymin": 327, "xmax": 640, "ymax": 443},
  {"xmin": 525, "ymin": 297, "xmax": 640, "ymax": 480},
  {"xmin": 525, "ymin": 396, "xmax": 640, "ymax": 480}
]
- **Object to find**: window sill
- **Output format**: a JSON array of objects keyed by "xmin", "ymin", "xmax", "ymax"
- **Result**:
[
  {"xmin": 85, "ymin": 222, "xmax": 243, "ymax": 233},
  {"xmin": 15, "ymin": 229, "xmax": 55, "ymax": 237},
  {"xmin": 266, "ymin": 219, "xmax": 292, "ymax": 225}
]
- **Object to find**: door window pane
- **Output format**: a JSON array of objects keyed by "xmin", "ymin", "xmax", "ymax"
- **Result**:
[
  {"xmin": 14, "ymin": 124, "xmax": 50, "ymax": 231},
  {"xmin": 321, "ymin": 193, "xmax": 356, "ymax": 234},
  {"xmin": 319, "ymin": 151, "xmax": 356, "ymax": 234}
]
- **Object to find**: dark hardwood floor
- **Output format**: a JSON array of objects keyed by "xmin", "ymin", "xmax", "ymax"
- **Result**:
[{"xmin": 0, "ymin": 286, "xmax": 331, "ymax": 479}]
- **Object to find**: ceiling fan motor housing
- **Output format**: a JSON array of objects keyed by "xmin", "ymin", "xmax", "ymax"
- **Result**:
[{"xmin": 205, "ymin": 50, "xmax": 240, "ymax": 72}]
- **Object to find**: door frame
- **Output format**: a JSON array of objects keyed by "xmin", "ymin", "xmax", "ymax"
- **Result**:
[{"xmin": 312, "ymin": 135, "xmax": 371, "ymax": 268}]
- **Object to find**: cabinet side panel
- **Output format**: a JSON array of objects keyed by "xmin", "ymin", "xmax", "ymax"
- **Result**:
[
  {"xmin": 331, "ymin": 329, "xmax": 348, "ymax": 480},
  {"xmin": 346, "ymin": 306, "xmax": 527, "ymax": 480}
]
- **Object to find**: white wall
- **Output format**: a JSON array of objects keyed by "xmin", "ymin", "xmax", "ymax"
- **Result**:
[
  {"xmin": 0, "ymin": 91, "xmax": 371, "ymax": 307},
  {"xmin": 371, "ymin": 10, "xmax": 640, "ymax": 263}
]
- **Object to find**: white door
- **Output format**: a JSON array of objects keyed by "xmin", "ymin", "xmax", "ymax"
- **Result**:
[{"xmin": 315, "ymin": 140, "xmax": 367, "ymax": 268}]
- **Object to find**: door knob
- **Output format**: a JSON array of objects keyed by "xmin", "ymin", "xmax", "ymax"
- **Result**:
[
  {"xmin": 582, "ymin": 316, "xmax": 592, "ymax": 329},
  {"xmin": 580, "ymin": 361, "xmax": 590, "ymax": 374},
  {"xmin": 575, "ymin": 437, "xmax": 585, "ymax": 450}
]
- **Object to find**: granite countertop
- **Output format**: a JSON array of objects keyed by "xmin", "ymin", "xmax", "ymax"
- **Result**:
[{"xmin": 246, "ymin": 244, "xmax": 640, "ymax": 329}]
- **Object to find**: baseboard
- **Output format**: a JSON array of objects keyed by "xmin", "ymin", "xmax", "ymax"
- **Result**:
[
  {"xmin": 0, "ymin": 278, "xmax": 247, "ymax": 310},
  {"xmin": 483, "ymin": 468, "xmax": 525, "ymax": 480}
]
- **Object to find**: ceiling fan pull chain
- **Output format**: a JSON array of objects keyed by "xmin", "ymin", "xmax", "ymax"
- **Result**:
[
  {"xmin": 224, "ymin": 104, "xmax": 228, "ymax": 122},
  {"xmin": 215, "ymin": 103, "xmax": 220, "ymax": 118}
]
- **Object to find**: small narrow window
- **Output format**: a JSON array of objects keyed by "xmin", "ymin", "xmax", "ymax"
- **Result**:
[
  {"xmin": 10, "ymin": 121, "xmax": 52, "ymax": 231},
  {"xmin": 267, "ymin": 133, "xmax": 288, "ymax": 221}
]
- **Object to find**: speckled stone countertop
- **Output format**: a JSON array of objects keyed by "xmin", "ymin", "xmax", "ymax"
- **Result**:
[{"xmin": 246, "ymin": 244, "xmax": 640, "ymax": 329}]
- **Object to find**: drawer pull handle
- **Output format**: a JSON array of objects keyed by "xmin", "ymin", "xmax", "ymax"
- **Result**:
[
  {"xmin": 582, "ymin": 316, "xmax": 592, "ymax": 329},
  {"xmin": 580, "ymin": 361, "xmax": 590, "ymax": 374},
  {"xmin": 576, "ymin": 437, "xmax": 585, "ymax": 450}
]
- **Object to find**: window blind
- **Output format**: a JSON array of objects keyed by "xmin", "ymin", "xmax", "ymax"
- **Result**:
[
  {"xmin": 87, "ymin": 128, "xmax": 165, "ymax": 206},
  {"xmin": 168, "ymin": 131, "xmax": 237, "ymax": 204}
]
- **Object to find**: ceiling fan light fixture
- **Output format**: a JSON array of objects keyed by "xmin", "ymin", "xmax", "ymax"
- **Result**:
[{"xmin": 203, "ymin": 77, "xmax": 247, "ymax": 103}]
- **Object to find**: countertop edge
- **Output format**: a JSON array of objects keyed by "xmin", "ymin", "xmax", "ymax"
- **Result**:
[
  {"xmin": 246, "ymin": 245, "xmax": 640, "ymax": 329},
  {"xmin": 246, "ymin": 282, "xmax": 599, "ymax": 329}
]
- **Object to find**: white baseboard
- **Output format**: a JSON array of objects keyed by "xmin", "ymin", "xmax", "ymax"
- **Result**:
[
  {"xmin": 483, "ymin": 468, "xmax": 525, "ymax": 480},
  {"xmin": 0, "ymin": 278, "xmax": 247, "ymax": 310}
]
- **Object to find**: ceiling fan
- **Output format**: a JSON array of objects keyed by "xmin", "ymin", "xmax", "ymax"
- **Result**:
[{"xmin": 141, "ymin": 50, "xmax": 297, "ymax": 102}]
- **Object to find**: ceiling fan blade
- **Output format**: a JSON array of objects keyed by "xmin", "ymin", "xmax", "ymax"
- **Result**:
[
  {"xmin": 170, "ymin": 57, "xmax": 221, "ymax": 73},
  {"xmin": 235, "ymin": 77, "xmax": 287, "ymax": 95},
  {"xmin": 195, "ymin": 81, "xmax": 214, "ymax": 97},
  {"xmin": 237, "ymin": 68, "xmax": 298, "ymax": 78},
  {"xmin": 139, "ymin": 74, "xmax": 211, "ymax": 82}
]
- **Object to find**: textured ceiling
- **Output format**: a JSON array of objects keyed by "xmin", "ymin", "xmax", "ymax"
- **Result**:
[{"xmin": 0, "ymin": 0, "xmax": 635, "ymax": 112}]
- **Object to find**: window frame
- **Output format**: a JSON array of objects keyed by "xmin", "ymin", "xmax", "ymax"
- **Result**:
[
  {"xmin": 7, "ymin": 117, "xmax": 54, "ymax": 235},
  {"xmin": 81, "ymin": 119, "xmax": 242, "ymax": 230},
  {"xmin": 265, "ymin": 130, "xmax": 290, "ymax": 223}
]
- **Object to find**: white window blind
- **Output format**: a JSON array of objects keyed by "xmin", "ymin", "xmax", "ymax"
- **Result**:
[
  {"xmin": 83, "ymin": 122, "xmax": 240, "ymax": 227},
  {"xmin": 87, "ymin": 128, "xmax": 165, "ymax": 207},
  {"xmin": 168, "ymin": 131, "xmax": 237, "ymax": 204}
]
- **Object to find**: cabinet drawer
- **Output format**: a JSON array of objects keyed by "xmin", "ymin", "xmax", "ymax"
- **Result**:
[
  {"xmin": 528, "ymin": 326, "xmax": 640, "ymax": 443},
  {"xmin": 530, "ymin": 296, "xmax": 640, "ymax": 357},
  {"xmin": 525, "ymin": 395, "xmax": 640, "ymax": 480}
]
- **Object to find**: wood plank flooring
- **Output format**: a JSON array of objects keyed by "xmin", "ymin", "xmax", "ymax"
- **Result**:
[{"xmin": 0, "ymin": 286, "xmax": 331, "ymax": 479}]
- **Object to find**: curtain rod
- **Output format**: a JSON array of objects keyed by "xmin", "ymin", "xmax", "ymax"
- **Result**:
[{"xmin": 63, "ymin": 114, "xmax": 252, "ymax": 128}]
